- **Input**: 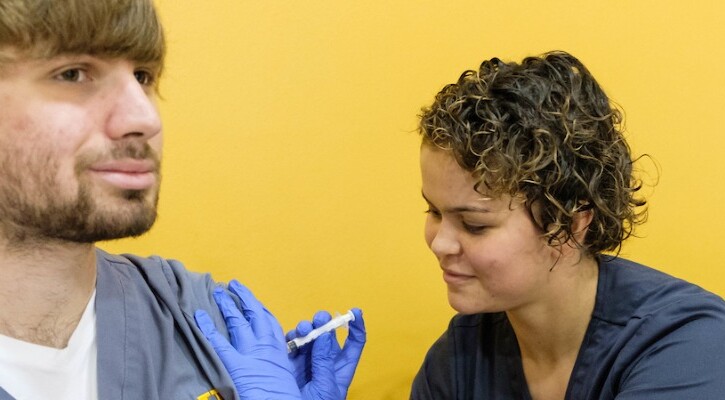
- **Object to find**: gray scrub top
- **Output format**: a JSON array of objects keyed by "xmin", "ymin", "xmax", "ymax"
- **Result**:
[{"xmin": 0, "ymin": 249, "xmax": 238, "ymax": 400}]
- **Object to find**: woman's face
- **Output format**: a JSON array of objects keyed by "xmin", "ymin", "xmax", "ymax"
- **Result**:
[{"xmin": 421, "ymin": 145, "xmax": 559, "ymax": 314}]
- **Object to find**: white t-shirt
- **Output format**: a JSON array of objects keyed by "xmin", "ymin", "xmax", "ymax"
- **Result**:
[{"xmin": 0, "ymin": 291, "xmax": 98, "ymax": 400}]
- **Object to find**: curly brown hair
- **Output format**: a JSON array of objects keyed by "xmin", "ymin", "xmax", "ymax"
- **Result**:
[{"xmin": 419, "ymin": 51, "xmax": 647, "ymax": 255}]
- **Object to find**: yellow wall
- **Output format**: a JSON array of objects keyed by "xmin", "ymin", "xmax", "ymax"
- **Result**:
[{"xmin": 100, "ymin": 1, "xmax": 725, "ymax": 398}]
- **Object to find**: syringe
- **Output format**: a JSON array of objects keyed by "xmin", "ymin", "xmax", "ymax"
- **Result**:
[{"xmin": 287, "ymin": 310, "xmax": 355, "ymax": 353}]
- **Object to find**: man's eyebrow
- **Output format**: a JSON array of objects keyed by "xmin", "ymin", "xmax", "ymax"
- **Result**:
[{"xmin": 421, "ymin": 191, "xmax": 492, "ymax": 213}]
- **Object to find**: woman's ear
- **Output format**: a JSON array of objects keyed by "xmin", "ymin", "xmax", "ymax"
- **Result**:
[{"xmin": 571, "ymin": 207, "xmax": 594, "ymax": 245}]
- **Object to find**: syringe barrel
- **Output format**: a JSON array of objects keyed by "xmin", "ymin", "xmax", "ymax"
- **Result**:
[{"xmin": 286, "ymin": 310, "xmax": 354, "ymax": 353}]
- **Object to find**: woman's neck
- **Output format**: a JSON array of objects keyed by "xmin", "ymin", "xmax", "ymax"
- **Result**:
[
  {"xmin": 506, "ymin": 255, "xmax": 599, "ymax": 400},
  {"xmin": 507, "ymin": 255, "xmax": 599, "ymax": 364}
]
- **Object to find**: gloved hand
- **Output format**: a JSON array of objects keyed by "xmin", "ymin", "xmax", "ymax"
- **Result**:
[
  {"xmin": 194, "ymin": 280, "xmax": 301, "ymax": 400},
  {"xmin": 287, "ymin": 308, "xmax": 366, "ymax": 399}
]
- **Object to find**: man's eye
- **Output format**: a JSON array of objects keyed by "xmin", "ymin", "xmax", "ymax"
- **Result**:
[
  {"xmin": 57, "ymin": 68, "xmax": 86, "ymax": 82},
  {"xmin": 134, "ymin": 70, "xmax": 156, "ymax": 86}
]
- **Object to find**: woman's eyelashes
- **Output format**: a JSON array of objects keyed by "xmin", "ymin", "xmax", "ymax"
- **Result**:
[
  {"xmin": 425, "ymin": 207, "xmax": 441, "ymax": 219},
  {"xmin": 462, "ymin": 222, "xmax": 486, "ymax": 234},
  {"xmin": 426, "ymin": 207, "xmax": 487, "ymax": 234}
]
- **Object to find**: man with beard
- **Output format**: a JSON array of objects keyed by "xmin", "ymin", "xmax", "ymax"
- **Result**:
[{"xmin": 0, "ymin": 1, "xmax": 365, "ymax": 400}]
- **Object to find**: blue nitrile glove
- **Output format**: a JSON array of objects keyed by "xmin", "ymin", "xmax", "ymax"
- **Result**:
[
  {"xmin": 286, "ymin": 308, "xmax": 366, "ymax": 399},
  {"xmin": 194, "ymin": 280, "xmax": 301, "ymax": 400}
]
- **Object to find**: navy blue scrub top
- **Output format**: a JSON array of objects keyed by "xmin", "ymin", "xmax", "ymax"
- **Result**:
[{"xmin": 411, "ymin": 257, "xmax": 725, "ymax": 399}]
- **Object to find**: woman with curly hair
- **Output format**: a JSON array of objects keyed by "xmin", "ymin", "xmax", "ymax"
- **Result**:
[{"xmin": 411, "ymin": 51, "xmax": 725, "ymax": 399}]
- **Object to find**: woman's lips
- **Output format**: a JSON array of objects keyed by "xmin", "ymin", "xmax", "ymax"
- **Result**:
[{"xmin": 442, "ymin": 270, "xmax": 476, "ymax": 285}]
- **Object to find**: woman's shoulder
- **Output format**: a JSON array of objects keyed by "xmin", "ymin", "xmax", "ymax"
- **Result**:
[
  {"xmin": 569, "ymin": 258, "xmax": 725, "ymax": 398},
  {"xmin": 595, "ymin": 256, "xmax": 725, "ymax": 325}
]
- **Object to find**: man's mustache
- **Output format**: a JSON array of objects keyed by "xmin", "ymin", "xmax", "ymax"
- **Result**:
[{"xmin": 75, "ymin": 142, "xmax": 161, "ymax": 173}]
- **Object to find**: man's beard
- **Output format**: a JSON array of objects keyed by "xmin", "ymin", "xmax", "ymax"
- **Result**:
[
  {"xmin": 12, "ymin": 183, "xmax": 160, "ymax": 244},
  {"xmin": 0, "ymin": 142, "xmax": 160, "ymax": 245}
]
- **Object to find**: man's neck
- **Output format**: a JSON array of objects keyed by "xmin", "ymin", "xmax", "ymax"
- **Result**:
[{"xmin": 0, "ymin": 240, "xmax": 97, "ymax": 348}]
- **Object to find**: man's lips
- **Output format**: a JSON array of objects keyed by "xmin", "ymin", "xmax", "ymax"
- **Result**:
[{"xmin": 89, "ymin": 159, "xmax": 158, "ymax": 190}]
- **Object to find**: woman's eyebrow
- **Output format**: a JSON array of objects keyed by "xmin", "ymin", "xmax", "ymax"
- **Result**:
[{"xmin": 421, "ymin": 191, "xmax": 492, "ymax": 213}]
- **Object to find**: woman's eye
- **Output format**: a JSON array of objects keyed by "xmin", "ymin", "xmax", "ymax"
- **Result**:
[
  {"xmin": 425, "ymin": 208, "xmax": 441, "ymax": 218},
  {"xmin": 463, "ymin": 222, "xmax": 486, "ymax": 234}
]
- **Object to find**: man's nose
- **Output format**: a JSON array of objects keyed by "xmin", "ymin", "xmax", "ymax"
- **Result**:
[{"xmin": 104, "ymin": 75, "xmax": 162, "ymax": 141}]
